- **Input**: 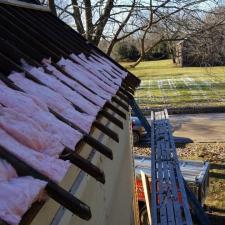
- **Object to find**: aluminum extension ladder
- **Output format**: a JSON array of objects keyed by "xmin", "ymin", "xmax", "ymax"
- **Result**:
[{"xmin": 128, "ymin": 97, "xmax": 211, "ymax": 225}]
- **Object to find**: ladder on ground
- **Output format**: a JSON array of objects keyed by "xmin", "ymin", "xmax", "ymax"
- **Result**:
[{"xmin": 129, "ymin": 98, "xmax": 211, "ymax": 225}]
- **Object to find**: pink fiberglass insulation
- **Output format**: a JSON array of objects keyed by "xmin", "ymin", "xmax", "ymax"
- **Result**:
[
  {"xmin": 91, "ymin": 52, "xmax": 128, "ymax": 78},
  {"xmin": 77, "ymin": 53, "xmax": 87, "ymax": 61},
  {"xmin": 94, "ymin": 53, "xmax": 128, "ymax": 77},
  {"xmin": 102, "ymin": 70, "xmax": 122, "ymax": 86},
  {"xmin": 42, "ymin": 61, "xmax": 106, "ymax": 107},
  {"xmin": 0, "ymin": 159, "xmax": 47, "ymax": 225},
  {"xmin": 0, "ymin": 80, "xmax": 7, "ymax": 86},
  {"xmin": 9, "ymin": 72, "xmax": 95, "ymax": 133},
  {"xmin": 57, "ymin": 58, "xmax": 112, "ymax": 101},
  {"xmin": 68, "ymin": 58, "xmax": 117, "ymax": 95},
  {"xmin": 0, "ymin": 83, "xmax": 82, "ymax": 150},
  {"xmin": 73, "ymin": 54, "xmax": 110, "ymax": 75},
  {"xmin": 26, "ymin": 66, "xmax": 100, "ymax": 117},
  {"xmin": 60, "ymin": 57, "xmax": 117, "ymax": 94},
  {"xmin": 85, "ymin": 53, "xmax": 122, "ymax": 79},
  {"xmin": 79, "ymin": 55, "xmax": 121, "ymax": 88},
  {"xmin": 0, "ymin": 128, "xmax": 70, "ymax": 182},
  {"xmin": 88, "ymin": 54, "xmax": 121, "ymax": 74},
  {"xmin": 78, "ymin": 53, "xmax": 126, "ymax": 82},
  {"xmin": 69, "ymin": 54, "xmax": 118, "ymax": 94},
  {"xmin": 70, "ymin": 53, "xmax": 121, "ymax": 88},
  {"xmin": 92, "ymin": 59, "xmax": 123, "ymax": 80},
  {"xmin": 0, "ymin": 106, "xmax": 64, "ymax": 157},
  {"xmin": 0, "ymin": 159, "xmax": 17, "ymax": 182},
  {"xmin": 88, "ymin": 56, "xmax": 122, "ymax": 86},
  {"xmin": 0, "ymin": 175, "xmax": 46, "ymax": 225}
]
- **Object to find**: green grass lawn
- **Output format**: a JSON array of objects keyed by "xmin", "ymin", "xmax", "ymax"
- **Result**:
[{"xmin": 122, "ymin": 60, "xmax": 225, "ymax": 109}]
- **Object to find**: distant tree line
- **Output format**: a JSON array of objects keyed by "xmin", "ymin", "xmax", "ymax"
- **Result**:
[{"xmin": 115, "ymin": 41, "xmax": 169, "ymax": 61}]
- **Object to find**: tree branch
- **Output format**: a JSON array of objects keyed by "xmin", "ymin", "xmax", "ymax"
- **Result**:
[{"xmin": 71, "ymin": 0, "xmax": 85, "ymax": 35}]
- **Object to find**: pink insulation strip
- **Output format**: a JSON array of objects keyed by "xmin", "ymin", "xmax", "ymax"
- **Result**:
[
  {"xmin": 57, "ymin": 57, "xmax": 112, "ymax": 100},
  {"xmin": 0, "ymin": 159, "xmax": 47, "ymax": 225},
  {"xmin": 0, "ymin": 128, "xmax": 71, "ymax": 183},
  {"xmin": 0, "ymin": 106, "xmax": 64, "ymax": 157},
  {"xmin": 91, "ymin": 52, "xmax": 128, "ymax": 78},
  {"xmin": 0, "ymin": 176, "xmax": 46, "ymax": 225},
  {"xmin": 96, "ymin": 54, "xmax": 128, "ymax": 78},
  {"xmin": 80, "ymin": 56, "xmax": 120, "ymax": 88},
  {"xmin": 86, "ymin": 53, "xmax": 126, "ymax": 81},
  {"xmin": 27, "ymin": 66, "xmax": 101, "ymax": 117},
  {"xmin": 74, "ymin": 54, "xmax": 113, "ymax": 76},
  {"xmin": 42, "ymin": 62, "xmax": 106, "ymax": 107},
  {"xmin": 86, "ymin": 53, "xmax": 121, "ymax": 78},
  {"xmin": 77, "ymin": 52, "xmax": 87, "ymax": 61},
  {"xmin": 0, "ymin": 83, "xmax": 82, "ymax": 150},
  {"xmin": 88, "ymin": 56, "xmax": 122, "ymax": 86},
  {"xmin": 9, "ymin": 72, "xmax": 95, "ymax": 133},
  {"xmin": 68, "ymin": 58, "xmax": 117, "ymax": 95},
  {"xmin": 70, "ymin": 53, "xmax": 121, "ymax": 87},
  {"xmin": 0, "ymin": 159, "xmax": 17, "ymax": 182},
  {"xmin": 69, "ymin": 54, "xmax": 118, "ymax": 94}
]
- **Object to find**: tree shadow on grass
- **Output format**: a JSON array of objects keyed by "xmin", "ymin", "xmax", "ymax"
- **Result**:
[
  {"xmin": 210, "ymin": 163, "xmax": 225, "ymax": 170},
  {"xmin": 192, "ymin": 211, "xmax": 225, "ymax": 225},
  {"xmin": 209, "ymin": 172, "xmax": 225, "ymax": 180}
]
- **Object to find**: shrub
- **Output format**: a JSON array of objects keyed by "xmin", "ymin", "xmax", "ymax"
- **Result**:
[{"xmin": 116, "ymin": 42, "xmax": 140, "ymax": 61}]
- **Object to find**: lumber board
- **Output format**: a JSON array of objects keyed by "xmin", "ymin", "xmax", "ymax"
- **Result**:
[{"xmin": 141, "ymin": 171, "xmax": 152, "ymax": 225}]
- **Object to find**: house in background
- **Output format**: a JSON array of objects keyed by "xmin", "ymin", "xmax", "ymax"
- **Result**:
[{"xmin": 175, "ymin": 29, "xmax": 225, "ymax": 67}]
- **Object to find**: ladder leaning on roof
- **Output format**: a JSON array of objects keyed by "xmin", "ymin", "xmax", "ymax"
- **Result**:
[{"xmin": 128, "ymin": 97, "xmax": 211, "ymax": 225}]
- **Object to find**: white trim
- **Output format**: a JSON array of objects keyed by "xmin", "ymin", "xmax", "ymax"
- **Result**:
[{"xmin": 0, "ymin": 0, "xmax": 50, "ymax": 12}]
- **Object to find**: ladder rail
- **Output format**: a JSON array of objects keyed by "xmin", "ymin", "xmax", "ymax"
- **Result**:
[{"xmin": 129, "ymin": 97, "xmax": 211, "ymax": 225}]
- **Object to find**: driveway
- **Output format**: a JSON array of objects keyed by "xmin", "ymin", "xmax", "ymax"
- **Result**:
[{"xmin": 168, "ymin": 113, "xmax": 225, "ymax": 142}]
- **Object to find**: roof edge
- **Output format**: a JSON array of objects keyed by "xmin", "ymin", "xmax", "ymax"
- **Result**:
[{"xmin": 0, "ymin": 0, "xmax": 50, "ymax": 11}]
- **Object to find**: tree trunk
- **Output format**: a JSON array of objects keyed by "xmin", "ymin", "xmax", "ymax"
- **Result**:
[
  {"xmin": 130, "ymin": 57, "xmax": 143, "ymax": 68},
  {"xmin": 71, "ymin": 0, "xmax": 85, "ymax": 35},
  {"xmin": 172, "ymin": 54, "xmax": 176, "ymax": 63},
  {"xmin": 93, "ymin": 0, "xmax": 114, "ymax": 46},
  {"xmin": 106, "ymin": 0, "xmax": 136, "ymax": 56},
  {"xmin": 106, "ymin": 39, "xmax": 117, "ymax": 56},
  {"xmin": 48, "ymin": 0, "xmax": 57, "ymax": 16},
  {"xmin": 84, "ymin": 0, "xmax": 94, "ymax": 41},
  {"xmin": 130, "ymin": 38, "xmax": 145, "ymax": 68}
]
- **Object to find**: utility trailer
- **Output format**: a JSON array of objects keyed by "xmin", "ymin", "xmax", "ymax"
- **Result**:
[{"xmin": 134, "ymin": 155, "xmax": 210, "ymax": 225}]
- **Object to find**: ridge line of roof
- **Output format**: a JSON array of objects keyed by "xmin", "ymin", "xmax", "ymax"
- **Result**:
[{"xmin": 0, "ymin": 0, "xmax": 50, "ymax": 12}]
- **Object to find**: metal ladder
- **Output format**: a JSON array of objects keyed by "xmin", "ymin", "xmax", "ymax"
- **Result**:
[{"xmin": 129, "ymin": 97, "xmax": 211, "ymax": 225}]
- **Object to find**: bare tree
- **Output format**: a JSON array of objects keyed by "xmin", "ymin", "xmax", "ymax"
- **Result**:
[
  {"xmin": 105, "ymin": 0, "xmax": 136, "ymax": 55},
  {"xmin": 176, "ymin": 6, "xmax": 225, "ymax": 66},
  {"xmin": 129, "ymin": 0, "xmax": 222, "ymax": 67},
  {"xmin": 43, "ymin": 0, "xmax": 223, "ymax": 66},
  {"xmin": 54, "ymin": 0, "xmax": 115, "ymax": 46},
  {"xmin": 43, "ymin": 1, "xmax": 143, "ymax": 50}
]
